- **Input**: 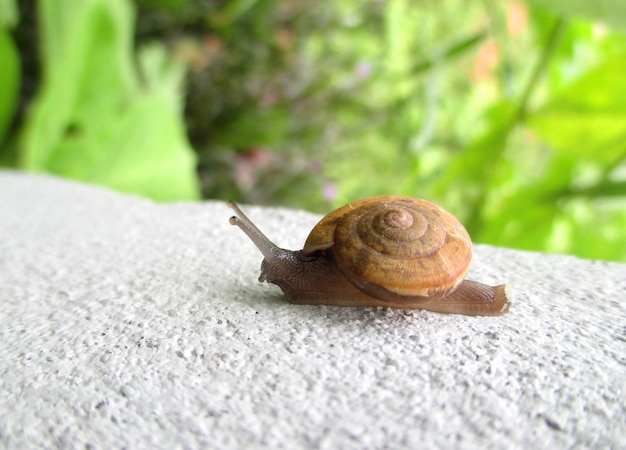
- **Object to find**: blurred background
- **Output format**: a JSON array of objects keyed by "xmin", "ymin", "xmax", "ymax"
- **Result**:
[{"xmin": 1, "ymin": 0, "xmax": 625, "ymax": 262}]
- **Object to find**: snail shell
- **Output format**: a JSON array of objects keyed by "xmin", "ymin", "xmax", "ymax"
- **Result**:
[
  {"xmin": 228, "ymin": 196, "xmax": 509, "ymax": 316},
  {"xmin": 303, "ymin": 196, "xmax": 472, "ymax": 302}
]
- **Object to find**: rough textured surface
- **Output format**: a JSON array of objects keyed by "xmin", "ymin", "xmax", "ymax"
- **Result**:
[{"xmin": 0, "ymin": 170, "xmax": 624, "ymax": 449}]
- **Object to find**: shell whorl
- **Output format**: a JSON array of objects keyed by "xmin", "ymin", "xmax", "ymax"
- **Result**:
[{"xmin": 304, "ymin": 196, "xmax": 472, "ymax": 303}]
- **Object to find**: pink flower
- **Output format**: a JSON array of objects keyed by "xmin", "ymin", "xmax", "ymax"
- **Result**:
[
  {"xmin": 323, "ymin": 183, "xmax": 338, "ymax": 201},
  {"xmin": 356, "ymin": 60, "xmax": 373, "ymax": 79}
]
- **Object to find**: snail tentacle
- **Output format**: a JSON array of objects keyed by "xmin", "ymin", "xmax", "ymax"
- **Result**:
[{"xmin": 228, "ymin": 201, "xmax": 284, "ymax": 261}]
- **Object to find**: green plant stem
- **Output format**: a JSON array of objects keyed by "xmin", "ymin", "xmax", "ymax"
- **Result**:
[
  {"xmin": 464, "ymin": 17, "xmax": 567, "ymax": 236},
  {"xmin": 409, "ymin": 30, "xmax": 488, "ymax": 75},
  {"xmin": 515, "ymin": 17, "xmax": 567, "ymax": 122}
]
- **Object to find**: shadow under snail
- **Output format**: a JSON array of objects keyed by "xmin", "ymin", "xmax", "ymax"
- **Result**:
[{"xmin": 228, "ymin": 196, "xmax": 510, "ymax": 316}]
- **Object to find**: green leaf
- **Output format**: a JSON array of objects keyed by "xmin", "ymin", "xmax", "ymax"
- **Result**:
[
  {"xmin": 528, "ymin": 56, "xmax": 626, "ymax": 163},
  {"xmin": 20, "ymin": 0, "xmax": 199, "ymax": 201},
  {"xmin": 47, "ymin": 89, "xmax": 197, "ymax": 201},
  {"xmin": 0, "ymin": 27, "xmax": 19, "ymax": 149},
  {"xmin": 525, "ymin": 0, "xmax": 626, "ymax": 33},
  {"xmin": 476, "ymin": 154, "xmax": 578, "ymax": 249}
]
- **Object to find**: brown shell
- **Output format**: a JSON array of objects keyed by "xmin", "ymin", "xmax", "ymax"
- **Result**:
[{"xmin": 303, "ymin": 196, "xmax": 472, "ymax": 301}]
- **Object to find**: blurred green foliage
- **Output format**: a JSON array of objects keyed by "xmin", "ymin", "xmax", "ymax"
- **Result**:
[
  {"xmin": 1, "ymin": 0, "xmax": 625, "ymax": 261},
  {"xmin": 3, "ymin": 0, "xmax": 199, "ymax": 201},
  {"xmin": 0, "ymin": 0, "xmax": 19, "ymax": 150}
]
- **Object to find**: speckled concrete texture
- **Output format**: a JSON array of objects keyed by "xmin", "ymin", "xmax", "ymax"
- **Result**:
[{"xmin": 0, "ymin": 170, "xmax": 624, "ymax": 449}]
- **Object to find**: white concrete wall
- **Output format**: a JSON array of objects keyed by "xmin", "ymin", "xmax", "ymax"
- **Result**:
[{"xmin": 1, "ymin": 170, "xmax": 624, "ymax": 449}]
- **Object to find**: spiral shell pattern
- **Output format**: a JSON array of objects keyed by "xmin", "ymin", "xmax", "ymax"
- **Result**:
[{"xmin": 304, "ymin": 196, "xmax": 472, "ymax": 302}]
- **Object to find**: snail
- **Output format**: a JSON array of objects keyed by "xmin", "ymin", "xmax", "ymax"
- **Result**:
[{"xmin": 228, "ymin": 196, "xmax": 509, "ymax": 316}]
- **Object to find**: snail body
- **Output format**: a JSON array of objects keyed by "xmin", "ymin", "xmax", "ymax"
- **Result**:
[{"xmin": 228, "ymin": 196, "xmax": 509, "ymax": 316}]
